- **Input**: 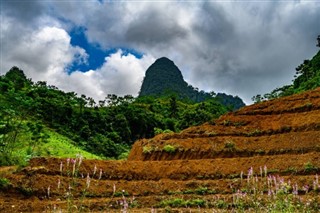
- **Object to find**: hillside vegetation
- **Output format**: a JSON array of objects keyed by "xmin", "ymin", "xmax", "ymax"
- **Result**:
[{"xmin": 0, "ymin": 67, "xmax": 231, "ymax": 165}]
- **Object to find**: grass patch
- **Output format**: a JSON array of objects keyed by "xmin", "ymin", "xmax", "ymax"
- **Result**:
[
  {"xmin": 37, "ymin": 130, "xmax": 102, "ymax": 159},
  {"xmin": 163, "ymin": 144, "xmax": 177, "ymax": 153}
]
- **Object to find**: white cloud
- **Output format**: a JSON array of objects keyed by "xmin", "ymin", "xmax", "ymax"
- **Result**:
[
  {"xmin": 64, "ymin": 50, "xmax": 155, "ymax": 101},
  {"xmin": 0, "ymin": 22, "xmax": 88, "ymax": 82},
  {"xmin": 1, "ymin": 1, "xmax": 320, "ymax": 104}
]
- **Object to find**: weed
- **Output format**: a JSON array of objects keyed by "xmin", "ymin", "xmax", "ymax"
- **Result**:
[
  {"xmin": 142, "ymin": 145, "xmax": 154, "ymax": 154},
  {"xmin": 114, "ymin": 190, "xmax": 129, "ymax": 197},
  {"xmin": 18, "ymin": 186, "xmax": 34, "ymax": 197},
  {"xmin": 206, "ymin": 131, "xmax": 217, "ymax": 137},
  {"xmin": 284, "ymin": 167, "xmax": 297, "ymax": 174},
  {"xmin": 182, "ymin": 189, "xmax": 193, "ymax": 194},
  {"xmin": 256, "ymin": 149, "xmax": 265, "ymax": 155},
  {"xmin": 195, "ymin": 186, "xmax": 208, "ymax": 195},
  {"xmin": 304, "ymin": 162, "xmax": 318, "ymax": 173},
  {"xmin": 247, "ymin": 129, "xmax": 262, "ymax": 136},
  {"xmin": 215, "ymin": 199, "xmax": 229, "ymax": 209},
  {"xmin": 222, "ymin": 120, "xmax": 231, "ymax": 126},
  {"xmin": 224, "ymin": 140, "xmax": 236, "ymax": 151},
  {"xmin": 163, "ymin": 144, "xmax": 176, "ymax": 153},
  {"xmin": 0, "ymin": 178, "xmax": 11, "ymax": 190}
]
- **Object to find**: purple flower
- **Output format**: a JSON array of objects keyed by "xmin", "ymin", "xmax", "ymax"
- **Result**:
[
  {"xmin": 99, "ymin": 169, "xmax": 103, "ymax": 180},
  {"xmin": 86, "ymin": 173, "xmax": 91, "ymax": 189},
  {"xmin": 57, "ymin": 178, "xmax": 61, "ymax": 190},
  {"xmin": 60, "ymin": 161, "xmax": 63, "ymax": 173},
  {"xmin": 93, "ymin": 164, "xmax": 97, "ymax": 176}
]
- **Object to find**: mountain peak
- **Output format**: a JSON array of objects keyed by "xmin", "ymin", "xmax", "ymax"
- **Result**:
[
  {"xmin": 139, "ymin": 57, "xmax": 187, "ymax": 98},
  {"xmin": 155, "ymin": 57, "xmax": 173, "ymax": 63},
  {"xmin": 139, "ymin": 57, "xmax": 245, "ymax": 109}
]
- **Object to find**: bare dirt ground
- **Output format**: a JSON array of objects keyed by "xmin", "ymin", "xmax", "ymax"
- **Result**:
[{"xmin": 1, "ymin": 88, "xmax": 320, "ymax": 212}]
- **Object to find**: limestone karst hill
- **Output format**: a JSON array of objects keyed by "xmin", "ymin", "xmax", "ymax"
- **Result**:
[
  {"xmin": 139, "ymin": 57, "xmax": 245, "ymax": 109},
  {"xmin": 1, "ymin": 88, "xmax": 320, "ymax": 212}
]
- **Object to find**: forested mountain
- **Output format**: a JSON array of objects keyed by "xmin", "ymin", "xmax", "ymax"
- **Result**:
[
  {"xmin": 252, "ymin": 36, "xmax": 320, "ymax": 103},
  {"xmin": 139, "ymin": 57, "xmax": 245, "ymax": 110},
  {"xmin": 0, "ymin": 67, "xmax": 230, "ymax": 165}
]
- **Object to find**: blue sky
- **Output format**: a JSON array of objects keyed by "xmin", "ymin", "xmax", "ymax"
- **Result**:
[
  {"xmin": 1, "ymin": 1, "xmax": 319, "ymax": 103},
  {"xmin": 69, "ymin": 27, "xmax": 143, "ymax": 73}
]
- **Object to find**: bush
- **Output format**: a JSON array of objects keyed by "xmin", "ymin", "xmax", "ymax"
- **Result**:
[
  {"xmin": 163, "ymin": 145, "xmax": 176, "ymax": 153},
  {"xmin": 0, "ymin": 178, "xmax": 11, "ymax": 190},
  {"xmin": 142, "ymin": 146, "xmax": 154, "ymax": 154},
  {"xmin": 224, "ymin": 140, "xmax": 236, "ymax": 151}
]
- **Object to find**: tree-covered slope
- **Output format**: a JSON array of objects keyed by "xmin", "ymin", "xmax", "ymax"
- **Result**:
[{"xmin": 0, "ymin": 67, "xmax": 230, "ymax": 164}]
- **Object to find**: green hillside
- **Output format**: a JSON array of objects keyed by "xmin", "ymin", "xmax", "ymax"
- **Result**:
[{"xmin": 0, "ymin": 67, "xmax": 230, "ymax": 165}]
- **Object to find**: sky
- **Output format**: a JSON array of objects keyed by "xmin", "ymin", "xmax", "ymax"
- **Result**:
[{"xmin": 1, "ymin": 1, "xmax": 319, "ymax": 104}]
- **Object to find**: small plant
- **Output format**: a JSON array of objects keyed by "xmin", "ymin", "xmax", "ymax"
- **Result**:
[
  {"xmin": 142, "ymin": 145, "xmax": 154, "ymax": 154},
  {"xmin": 182, "ymin": 189, "xmax": 194, "ymax": 194},
  {"xmin": 215, "ymin": 199, "xmax": 229, "ymax": 209},
  {"xmin": 195, "ymin": 186, "xmax": 208, "ymax": 195},
  {"xmin": 0, "ymin": 178, "xmax": 11, "ymax": 190},
  {"xmin": 163, "ymin": 144, "xmax": 176, "ymax": 153},
  {"xmin": 163, "ymin": 129, "xmax": 174, "ymax": 134},
  {"xmin": 285, "ymin": 167, "xmax": 297, "ymax": 174},
  {"xmin": 222, "ymin": 119, "xmax": 231, "ymax": 126},
  {"xmin": 18, "ymin": 186, "xmax": 34, "ymax": 197},
  {"xmin": 114, "ymin": 190, "xmax": 129, "ymax": 197},
  {"xmin": 247, "ymin": 129, "xmax": 262, "ymax": 136},
  {"xmin": 224, "ymin": 140, "xmax": 236, "ymax": 151},
  {"xmin": 154, "ymin": 128, "xmax": 174, "ymax": 135},
  {"xmin": 304, "ymin": 161, "xmax": 318, "ymax": 173}
]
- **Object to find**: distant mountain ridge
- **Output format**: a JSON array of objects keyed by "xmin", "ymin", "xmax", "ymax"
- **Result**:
[{"xmin": 139, "ymin": 57, "xmax": 245, "ymax": 110}]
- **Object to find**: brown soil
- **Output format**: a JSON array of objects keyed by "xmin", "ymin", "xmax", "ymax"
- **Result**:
[{"xmin": 1, "ymin": 88, "xmax": 320, "ymax": 212}]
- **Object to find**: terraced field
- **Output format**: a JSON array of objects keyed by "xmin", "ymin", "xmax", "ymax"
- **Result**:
[{"xmin": 0, "ymin": 88, "xmax": 320, "ymax": 212}]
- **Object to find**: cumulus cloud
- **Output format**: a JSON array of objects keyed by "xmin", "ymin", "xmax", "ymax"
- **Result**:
[
  {"xmin": 64, "ymin": 50, "xmax": 155, "ymax": 101},
  {"xmin": 1, "ymin": 23, "xmax": 87, "ymax": 83},
  {"xmin": 1, "ymin": 1, "xmax": 320, "ymax": 103},
  {"xmin": 0, "ymin": 12, "xmax": 154, "ymax": 101}
]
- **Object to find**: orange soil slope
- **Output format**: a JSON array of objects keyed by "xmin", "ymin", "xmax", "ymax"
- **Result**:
[
  {"xmin": 128, "ymin": 87, "xmax": 320, "ymax": 161},
  {"xmin": 0, "ymin": 88, "xmax": 320, "ymax": 212}
]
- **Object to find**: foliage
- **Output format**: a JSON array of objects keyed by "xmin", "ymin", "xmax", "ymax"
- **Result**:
[
  {"xmin": 224, "ymin": 140, "xmax": 236, "ymax": 151},
  {"xmin": 0, "ymin": 65, "xmax": 232, "ymax": 164},
  {"xmin": 304, "ymin": 162, "xmax": 318, "ymax": 173},
  {"xmin": 163, "ymin": 144, "xmax": 176, "ymax": 153},
  {"xmin": 0, "ymin": 178, "xmax": 11, "ymax": 190}
]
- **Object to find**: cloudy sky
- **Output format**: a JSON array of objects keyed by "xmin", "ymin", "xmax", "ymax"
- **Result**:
[{"xmin": 1, "ymin": 1, "xmax": 319, "ymax": 104}]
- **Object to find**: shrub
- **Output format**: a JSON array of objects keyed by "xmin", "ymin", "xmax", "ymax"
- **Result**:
[
  {"xmin": 0, "ymin": 178, "xmax": 11, "ymax": 190},
  {"xmin": 195, "ymin": 186, "xmax": 208, "ymax": 195},
  {"xmin": 142, "ymin": 146, "xmax": 154, "ymax": 154},
  {"xmin": 163, "ymin": 145, "xmax": 176, "ymax": 153},
  {"xmin": 224, "ymin": 140, "xmax": 236, "ymax": 151},
  {"xmin": 304, "ymin": 162, "xmax": 318, "ymax": 173}
]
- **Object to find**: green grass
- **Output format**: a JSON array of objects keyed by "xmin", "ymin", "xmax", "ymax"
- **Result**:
[{"xmin": 37, "ymin": 130, "xmax": 102, "ymax": 159}]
